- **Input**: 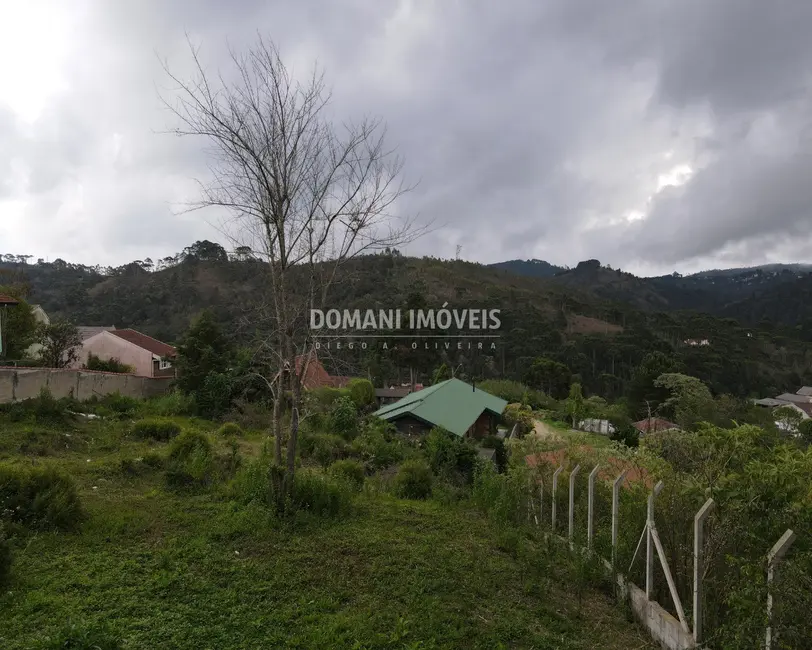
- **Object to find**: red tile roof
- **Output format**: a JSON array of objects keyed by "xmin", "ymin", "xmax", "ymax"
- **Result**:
[
  {"xmin": 632, "ymin": 417, "xmax": 679, "ymax": 434},
  {"xmin": 0, "ymin": 294, "xmax": 20, "ymax": 305},
  {"xmin": 110, "ymin": 329, "xmax": 176, "ymax": 357}
]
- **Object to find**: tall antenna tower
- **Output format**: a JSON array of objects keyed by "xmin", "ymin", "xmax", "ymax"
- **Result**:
[{"xmin": 455, "ymin": 245, "xmax": 462, "ymax": 260}]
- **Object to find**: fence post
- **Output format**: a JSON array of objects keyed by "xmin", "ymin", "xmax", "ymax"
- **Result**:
[
  {"xmin": 693, "ymin": 498, "xmax": 715, "ymax": 646},
  {"xmin": 612, "ymin": 470, "xmax": 627, "ymax": 571},
  {"xmin": 646, "ymin": 481, "xmax": 664, "ymax": 600},
  {"xmin": 765, "ymin": 529, "xmax": 797, "ymax": 650},
  {"xmin": 551, "ymin": 466, "xmax": 563, "ymax": 531},
  {"xmin": 569, "ymin": 464, "xmax": 581, "ymax": 544},
  {"xmin": 587, "ymin": 465, "xmax": 599, "ymax": 550}
]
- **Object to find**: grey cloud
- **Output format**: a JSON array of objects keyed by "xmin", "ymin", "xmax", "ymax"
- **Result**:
[{"xmin": 3, "ymin": 0, "xmax": 812, "ymax": 274}]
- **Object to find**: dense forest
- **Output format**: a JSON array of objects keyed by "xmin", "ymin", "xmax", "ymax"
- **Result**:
[{"xmin": 2, "ymin": 243, "xmax": 812, "ymax": 419}]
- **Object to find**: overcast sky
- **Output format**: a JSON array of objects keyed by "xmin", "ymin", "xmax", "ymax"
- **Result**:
[{"xmin": 2, "ymin": 1, "xmax": 811, "ymax": 276}]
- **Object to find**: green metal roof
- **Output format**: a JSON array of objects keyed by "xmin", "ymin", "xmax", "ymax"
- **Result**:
[{"xmin": 372, "ymin": 378, "xmax": 508, "ymax": 437}]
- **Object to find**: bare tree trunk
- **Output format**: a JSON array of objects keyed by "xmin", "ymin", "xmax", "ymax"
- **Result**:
[{"xmin": 272, "ymin": 372, "xmax": 283, "ymax": 464}]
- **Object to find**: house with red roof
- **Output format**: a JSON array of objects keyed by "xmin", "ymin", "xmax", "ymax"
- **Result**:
[
  {"xmin": 273, "ymin": 351, "xmax": 352, "ymax": 390},
  {"xmin": 75, "ymin": 328, "xmax": 177, "ymax": 378}
]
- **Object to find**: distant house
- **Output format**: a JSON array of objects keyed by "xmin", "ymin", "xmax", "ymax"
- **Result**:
[
  {"xmin": 683, "ymin": 339, "xmax": 710, "ymax": 347},
  {"xmin": 632, "ymin": 417, "xmax": 680, "ymax": 436},
  {"xmin": 274, "ymin": 352, "xmax": 351, "ymax": 390},
  {"xmin": 76, "ymin": 328, "xmax": 177, "ymax": 378},
  {"xmin": 375, "ymin": 387, "xmax": 413, "ymax": 407},
  {"xmin": 373, "ymin": 378, "xmax": 507, "ymax": 439},
  {"xmin": 577, "ymin": 418, "xmax": 615, "ymax": 435},
  {"xmin": 797, "ymin": 386, "xmax": 812, "ymax": 397}
]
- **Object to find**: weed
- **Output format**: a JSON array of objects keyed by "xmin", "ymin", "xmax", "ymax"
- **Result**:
[
  {"xmin": 131, "ymin": 418, "xmax": 181, "ymax": 441},
  {"xmin": 217, "ymin": 422, "xmax": 243, "ymax": 437},
  {"xmin": 33, "ymin": 620, "xmax": 122, "ymax": 650},
  {"xmin": 392, "ymin": 460, "xmax": 433, "ymax": 500},
  {"xmin": 164, "ymin": 430, "xmax": 215, "ymax": 489},
  {"xmin": 0, "ymin": 464, "xmax": 85, "ymax": 531},
  {"xmin": 328, "ymin": 459, "xmax": 366, "ymax": 490},
  {"xmin": 0, "ymin": 522, "xmax": 11, "ymax": 588}
]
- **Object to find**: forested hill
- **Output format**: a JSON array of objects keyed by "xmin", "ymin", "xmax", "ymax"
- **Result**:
[
  {"xmin": 2, "ymin": 243, "xmax": 812, "ymax": 407},
  {"xmin": 489, "ymin": 257, "xmax": 812, "ymax": 334}
]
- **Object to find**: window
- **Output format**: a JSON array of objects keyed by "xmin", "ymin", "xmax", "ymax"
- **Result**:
[{"xmin": 158, "ymin": 359, "xmax": 172, "ymax": 370}]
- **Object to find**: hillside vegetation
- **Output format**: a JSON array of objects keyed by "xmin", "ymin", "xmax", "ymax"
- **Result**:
[{"xmin": 3, "ymin": 247, "xmax": 812, "ymax": 409}]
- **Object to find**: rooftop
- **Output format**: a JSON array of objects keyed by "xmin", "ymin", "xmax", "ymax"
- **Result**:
[
  {"xmin": 373, "ymin": 378, "xmax": 507, "ymax": 437},
  {"xmin": 110, "ymin": 329, "xmax": 176, "ymax": 357}
]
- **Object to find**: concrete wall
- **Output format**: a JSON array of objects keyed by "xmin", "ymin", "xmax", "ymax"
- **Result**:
[
  {"xmin": 0, "ymin": 368, "xmax": 173, "ymax": 403},
  {"xmin": 75, "ymin": 331, "xmax": 154, "ymax": 377}
]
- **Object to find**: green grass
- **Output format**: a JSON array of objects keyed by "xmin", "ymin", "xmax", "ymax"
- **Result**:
[
  {"xmin": 543, "ymin": 419, "xmax": 614, "ymax": 449},
  {"xmin": 0, "ymin": 413, "xmax": 653, "ymax": 649}
]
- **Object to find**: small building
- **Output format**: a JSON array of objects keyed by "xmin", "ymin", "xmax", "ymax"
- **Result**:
[
  {"xmin": 797, "ymin": 386, "xmax": 812, "ymax": 397},
  {"xmin": 375, "ymin": 387, "xmax": 412, "ymax": 407},
  {"xmin": 632, "ymin": 417, "xmax": 680, "ymax": 436},
  {"xmin": 76, "ymin": 328, "xmax": 177, "ymax": 378},
  {"xmin": 372, "ymin": 378, "xmax": 507, "ymax": 440},
  {"xmin": 577, "ymin": 418, "xmax": 615, "ymax": 436},
  {"xmin": 274, "ymin": 352, "xmax": 351, "ymax": 390}
]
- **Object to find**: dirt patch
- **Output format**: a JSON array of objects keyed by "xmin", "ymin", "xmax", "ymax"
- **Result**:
[
  {"xmin": 530, "ymin": 419, "xmax": 563, "ymax": 442},
  {"xmin": 566, "ymin": 314, "xmax": 623, "ymax": 335}
]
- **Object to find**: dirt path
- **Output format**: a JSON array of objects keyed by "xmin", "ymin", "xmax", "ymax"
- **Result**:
[{"xmin": 532, "ymin": 419, "xmax": 564, "ymax": 441}]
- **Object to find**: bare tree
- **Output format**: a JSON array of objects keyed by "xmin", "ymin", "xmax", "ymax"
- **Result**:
[{"xmin": 160, "ymin": 35, "xmax": 423, "ymax": 492}]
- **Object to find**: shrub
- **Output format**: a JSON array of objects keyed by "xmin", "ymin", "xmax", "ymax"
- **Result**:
[
  {"xmin": 140, "ymin": 390, "xmax": 196, "ymax": 417},
  {"xmin": 131, "ymin": 418, "xmax": 181, "ymax": 441},
  {"xmin": 799, "ymin": 419, "xmax": 812, "ymax": 445},
  {"xmin": 85, "ymin": 353, "xmax": 134, "ymax": 374},
  {"xmin": 35, "ymin": 621, "xmax": 122, "ymax": 650},
  {"xmin": 91, "ymin": 392, "xmax": 140, "ymax": 418},
  {"xmin": 164, "ymin": 430, "xmax": 215, "ymax": 488},
  {"xmin": 217, "ymin": 422, "xmax": 243, "ymax": 437},
  {"xmin": 0, "ymin": 522, "xmax": 12, "ymax": 588},
  {"xmin": 196, "ymin": 371, "xmax": 235, "ymax": 419},
  {"xmin": 293, "ymin": 469, "xmax": 354, "ymax": 517},
  {"xmin": 502, "ymin": 403, "xmax": 534, "ymax": 436},
  {"xmin": 478, "ymin": 379, "xmax": 552, "ymax": 410},
  {"xmin": 0, "ymin": 388, "xmax": 70, "ymax": 425},
  {"xmin": 0, "ymin": 464, "xmax": 85, "ymax": 531},
  {"xmin": 392, "ymin": 460, "xmax": 433, "ymax": 499},
  {"xmin": 307, "ymin": 386, "xmax": 350, "ymax": 412},
  {"xmin": 329, "ymin": 396, "xmax": 358, "ymax": 439},
  {"xmin": 424, "ymin": 427, "xmax": 478, "ymax": 484},
  {"xmin": 346, "ymin": 378, "xmax": 376, "ymax": 409},
  {"xmin": 141, "ymin": 451, "xmax": 164, "ymax": 469},
  {"xmin": 481, "ymin": 435, "xmax": 508, "ymax": 473},
  {"xmin": 300, "ymin": 433, "xmax": 348, "ymax": 468},
  {"xmin": 328, "ymin": 459, "xmax": 366, "ymax": 490}
]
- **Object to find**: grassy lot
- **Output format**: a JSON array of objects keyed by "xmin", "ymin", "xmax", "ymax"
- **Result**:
[
  {"xmin": 539, "ymin": 419, "xmax": 614, "ymax": 449},
  {"xmin": 0, "ymin": 408, "xmax": 653, "ymax": 649}
]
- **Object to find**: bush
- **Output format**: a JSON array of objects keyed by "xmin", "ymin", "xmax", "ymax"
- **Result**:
[
  {"xmin": 0, "ymin": 464, "xmax": 85, "ymax": 531},
  {"xmin": 217, "ymin": 422, "xmax": 243, "ymax": 437},
  {"xmin": 85, "ymin": 353, "xmax": 134, "ymax": 374},
  {"xmin": 478, "ymin": 380, "xmax": 552, "ymax": 410},
  {"xmin": 131, "ymin": 418, "xmax": 181, "ymax": 441},
  {"xmin": 349, "ymin": 421, "xmax": 408, "ymax": 471},
  {"xmin": 0, "ymin": 522, "xmax": 12, "ymax": 588},
  {"xmin": 35, "ymin": 621, "xmax": 122, "ymax": 650},
  {"xmin": 307, "ymin": 386, "xmax": 350, "ymax": 412},
  {"xmin": 346, "ymin": 378, "xmax": 376, "ymax": 409},
  {"xmin": 0, "ymin": 388, "xmax": 70, "ymax": 425},
  {"xmin": 88, "ymin": 392, "xmax": 140, "ymax": 419},
  {"xmin": 481, "ymin": 435, "xmax": 508, "ymax": 473},
  {"xmin": 799, "ymin": 419, "xmax": 812, "ymax": 445},
  {"xmin": 502, "ymin": 403, "xmax": 534, "ymax": 436},
  {"xmin": 328, "ymin": 459, "xmax": 366, "ymax": 490},
  {"xmin": 233, "ymin": 462, "xmax": 353, "ymax": 517},
  {"xmin": 329, "ymin": 396, "xmax": 358, "ymax": 439},
  {"xmin": 424, "ymin": 427, "xmax": 478, "ymax": 484},
  {"xmin": 140, "ymin": 390, "xmax": 196, "ymax": 417},
  {"xmin": 196, "ymin": 371, "xmax": 235, "ymax": 419},
  {"xmin": 392, "ymin": 460, "xmax": 433, "ymax": 499},
  {"xmin": 300, "ymin": 433, "xmax": 348, "ymax": 468},
  {"xmin": 164, "ymin": 430, "xmax": 215, "ymax": 488},
  {"xmin": 293, "ymin": 469, "xmax": 354, "ymax": 517}
]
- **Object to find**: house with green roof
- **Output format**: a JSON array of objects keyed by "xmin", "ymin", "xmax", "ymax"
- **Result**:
[{"xmin": 372, "ymin": 378, "xmax": 508, "ymax": 439}]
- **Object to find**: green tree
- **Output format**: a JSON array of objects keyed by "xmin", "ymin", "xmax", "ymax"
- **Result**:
[
  {"xmin": 0, "ymin": 288, "xmax": 37, "ymax": 359},
  {"xmin": 565, "ymin": 382, "xmax": 586, "ymax": 429},
  {"xmin": 36, "ymin": 320, "xmax": 82, "ymax": 368},
  {"xmin": 523, "ymin": 357, "xmax": 571, "ymax": 399},
  {"xmin": 176, "ymin": 310, "xmax": 232, "ymax": 395},
  {"xmin": 346, "ymin": 378, "xmax": 375, "ymax": 410},
  {"xmin": 653, "ymin": 373, "xmax": 715, "ymax": 430},
  {"xmin": 773, "ymin": 405, "xmax": 804, "ymax": 434},
  {"xmin": 431, "ymin": 363, "xmax": 451, "ymax": 385},
  {"xmin": 798, "ymin": 418, "xmax": 812, "ymax": 444},
  {"xmin": 627, "ymin": 351, "xmax": 683, "ymax": 417}
]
